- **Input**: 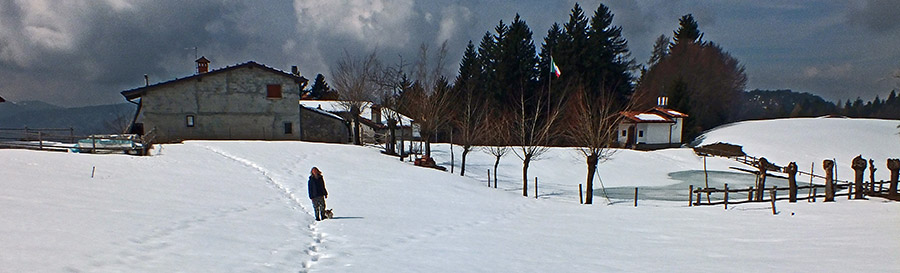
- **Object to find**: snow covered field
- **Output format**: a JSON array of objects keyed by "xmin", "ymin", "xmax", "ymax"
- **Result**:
[{"xmin": 2, "ymin": 117, "xmax": 899, "ymax": 272}]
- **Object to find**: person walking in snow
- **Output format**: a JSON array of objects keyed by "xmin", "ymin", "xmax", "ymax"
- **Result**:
[{"xmin": 308, "ymin": 167, "xmax": 329, "ymax": 221}]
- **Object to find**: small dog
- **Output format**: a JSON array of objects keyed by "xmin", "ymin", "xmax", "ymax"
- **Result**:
[{"xmin": 323, "ymin": 209, "xmax": 334, "ymax": 219}]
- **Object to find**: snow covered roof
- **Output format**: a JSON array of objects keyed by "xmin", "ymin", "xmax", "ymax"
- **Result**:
[
  {"xmin": 298, "ymin": 100, "xmax": 414, "ymax": 127},
  {"xmin": 635, "ymin": 113, "xmax": 667, "ymax": 121},
  {"xmin": 621, "ymin": 111, "xmax": 674, "ymax": 123},
  {"xmin": 651, "ymin": 107, "xmax": 689, "ymax": 118}
]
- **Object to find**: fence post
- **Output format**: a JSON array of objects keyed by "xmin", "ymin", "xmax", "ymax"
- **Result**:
[
  {"xmin": 808, "ymin": 162, "xmax": 815, "ymax": 201},
  {"xmin": 724, "ymin": 183, "xmax": 729, "ymax": 210},
  {"xmin": 634, "ymin": 187, "xmax": 638, "ymax": 207},
  {"xmin": 869, "ymin": 159, "xmax": 877, "ymax": 194},
  {"xmin": 535, "ymin": 177, "xmax": 538, "ymax": 199},
  {"xmin": 812, "ymin": 187, "xmax": 817, "ymax": 202},
  {"xmin": 852, "ymin": 155, "xmax": 867, "ymax": 199},
  {"xmin": 888, "ymin": 159, "xmax": 900, "ymax": 197},
  {"xmin": 770, "ymin": 186, "xmax": 777, "ymax": 215},
  {"xmin": 696, "ymin": 191, "xmax": 701, "ymax": 206},
  {"xmin": 579, "ymin": 184, "xmax": 585, "ymax": 204},
  {"xmin": 824, "ymin": 159, "xmax": 835, "ymax": 202},
  {"xmin": 487, "ymin": 169, "xmax": 491, "ymax": 187},
  {"xmin": 757, "ymin": 157, "xmax": 769, "ymax": 201},
  {"xmin": 689, "ymin": 185, "xmax": 693, "ymax": 207},
  {"xmin": 38, "ymin": 132, "xmax": 43, "ymax": 150},
  {"xmin": 785, "ymin": 162, "xmax": 798, "ymax": 202},
  {"xmin": 748, "ymin": 186, "xmax": 754, "ymax": 202}
]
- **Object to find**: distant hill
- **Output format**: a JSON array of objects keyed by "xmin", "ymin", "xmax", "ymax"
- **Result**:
[
  {"xmin": 736, "ymin": 89, "xmax": 839, "ymax": 121},
  {"xmin": 0, "ymin": 101, "xmax": 137, "ymax": 136}
]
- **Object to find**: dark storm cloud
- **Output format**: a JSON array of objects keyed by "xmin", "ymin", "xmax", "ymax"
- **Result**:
[
  {"xmin": 0, "ymin": 0, "xmax": 897, "ymax": 106},
  {"xmin": 848, "ymin": 0, "xmax": 900, "ymax": 33}
]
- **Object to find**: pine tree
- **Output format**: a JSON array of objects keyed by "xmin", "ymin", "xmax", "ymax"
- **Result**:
[
  {"xmin": 538, "ymin": 23, "xmax": 563, "ymax": 87},
  {"xmin": 557, "ymin": 3, "xmax": 590, "ymax": 86},
  {"xmin": 671, "ymin": 14, "xmax": 703, "ymax": 49},
  {"xmin": 497, "ymin": 14, "xmax": 539, "ymax": 106},
  {"xmin": 648, "ymin": 34, "xmax": 670, "ymax": 67},
  {"xmin": 586, "ymin": 3, "xmax": 634, "ymax": 104},
  {"xmin": 635, "ymin": 16, "xmax": 745, "ymax": 141},
  {"xmin": 309, "ymin": 74, "xmax": 331, "ymax": 99},
  {"xmin": 478, "ymin": 31, "xmax": 501, "ymax": 105}
]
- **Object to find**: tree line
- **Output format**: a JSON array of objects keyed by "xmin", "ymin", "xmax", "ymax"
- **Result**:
[{"xmin": 305, "ymin": 3, "xmax": 895, "ymax": 203}]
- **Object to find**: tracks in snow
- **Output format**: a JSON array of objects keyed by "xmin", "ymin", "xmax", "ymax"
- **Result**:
[{"xmin": 199, "ymin": 144, "xmax": 326, "ymax": 271}]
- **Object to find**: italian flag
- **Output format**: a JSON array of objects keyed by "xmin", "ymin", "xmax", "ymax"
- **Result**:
[{"xmin": 550, "ymin": 57, "xmax": 561, "ymax": 77}]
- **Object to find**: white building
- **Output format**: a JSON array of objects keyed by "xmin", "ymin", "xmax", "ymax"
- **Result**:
[{"xmin": 617, "ymin": 107, "xmax": 688, "ymax": 150}]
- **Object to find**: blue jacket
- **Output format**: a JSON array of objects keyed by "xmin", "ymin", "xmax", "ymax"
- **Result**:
[{"xmin": 308, "ymin": 174, "xmax": 328, "ymax": 199}]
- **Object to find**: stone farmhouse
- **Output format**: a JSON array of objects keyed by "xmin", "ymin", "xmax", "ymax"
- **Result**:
[
  {"xmin": 121, "ymin": 57, "xmax": 313, "ymax": 143},
  {"xmin": 617, "ymin": 97, "xmax": 688, "ymax": 150}
]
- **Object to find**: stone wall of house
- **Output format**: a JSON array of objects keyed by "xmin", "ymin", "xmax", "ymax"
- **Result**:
[
  {"xmin": 300, "ymin": 107, "xmax": 350, "ymax": 143},
  {"xmin": 140, "ymin": 66, "xmax": 303, "ymax": 142}
]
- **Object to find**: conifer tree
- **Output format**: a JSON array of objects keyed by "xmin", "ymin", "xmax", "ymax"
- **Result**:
[
  {"xmin": 309, "ymin": 74, "xmax": 331, "ymax": 99},
  {"xmin": 586, "ymin": 3, "xmax": 634, "ymax": 104},
  {"xmin": 451, "ymin": 41, "xmax": 487, "ymax": 176},
  {"xmin": 671, "ymin": 14, "xmax": 703, "ymax": 49},
  {"xmin": 647, "ymin": 35, "xmax": 670, "ymax": 67}
]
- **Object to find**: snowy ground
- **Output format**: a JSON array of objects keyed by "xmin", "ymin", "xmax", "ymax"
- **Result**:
[{"xmin": 2, "ymin": 117, "xmax": 899, "ymax": 272}]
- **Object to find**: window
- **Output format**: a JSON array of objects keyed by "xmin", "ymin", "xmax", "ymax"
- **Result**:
[
  {"xmin": 284, "ymin": 122, "xmax": 293, "ymax": 134},
  {"xmin": 267, "ymin": 84, "xmax": 282, "ymax": 99},
  {"xmin": 638, "ymin": 130, "xmax": 644, "ymax": 137},
  {"xmin": 621, "ymin": 130, "xmax": 627, "ymax": 137},
  {"xmin": 186, "ymin": 115, "xmax": 195, "ymax": 127}
]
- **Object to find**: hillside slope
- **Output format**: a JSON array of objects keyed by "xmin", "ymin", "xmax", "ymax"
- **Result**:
[{"xmin": 1, "ymin": 118, "xmax": 899, "ymax": 272}]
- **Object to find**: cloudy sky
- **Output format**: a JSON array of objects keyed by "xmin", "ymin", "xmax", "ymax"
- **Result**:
[{"xmin": 0, "ymin": 0, "xmax": 898, "ymax": 107}]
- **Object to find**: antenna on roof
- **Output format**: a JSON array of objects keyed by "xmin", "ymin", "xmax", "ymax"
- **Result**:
[{"xmin": 184, "ymin": 46, "xmax": 198, "ymax": 59}]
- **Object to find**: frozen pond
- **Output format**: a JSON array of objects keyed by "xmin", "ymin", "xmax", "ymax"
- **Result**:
[{"xmin": 598, "ymin": 170, "xmax": 794, "ymax": 202}]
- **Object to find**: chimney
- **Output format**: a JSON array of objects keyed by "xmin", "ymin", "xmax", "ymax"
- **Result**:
[
  {"xmin": 372, "ymin": 105, "xmax": 382, "ymax": 124},
  {"xmin": 195, "ymin": 56, "xmax": 210, "ymax": 74},
  {"xmin": 144, "ymin": 74, "xmax": 149, "ymax": 86},
  {"xmin": 291, "ymin": 66, "xmax": 299, "ymax": 76},
  {"xmin": 657, "ymin": 96, "xmax": 668, "ymax": 107}
]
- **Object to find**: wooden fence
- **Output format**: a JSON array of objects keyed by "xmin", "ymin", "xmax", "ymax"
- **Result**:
[{"xmin": 0, "ymin": 128, "xmax": 150, "ymax": 155}]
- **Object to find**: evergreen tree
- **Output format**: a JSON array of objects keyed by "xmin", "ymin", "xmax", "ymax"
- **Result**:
[
  {"xmin": 454, "ymin": 41, "xmax": 482, "ymax": 93},
  {"xmin": 586, "ymin": 3, "xmax": 634, "ymax": 104},
  {"xmin": 671, "ymin": 14, "xmax": 703, "ymax": 49},
  {"xmin": 647, "ymin": 34, "xmax": 670, "ymax": 67},
  {"xmin": 636, "ymin": 16, "xmax": 745, "ymax": 141},
  {"xmin": 309, "ymin": 74, "xmax": 331, "ymax": 99},
  {"xmin": 478, "ymin": 31, "xmax": 501, "ymax": 104},
  {"xmin": 556, "ymin": 3, "xmax": 590, "ymax": 86},
  {"xmin": 496, "ymin": 14, "xmax": 539, "ymax": 106},
  {"xmin": 538, "ymin": 23, "xmax": 563, "ymax": 87}
]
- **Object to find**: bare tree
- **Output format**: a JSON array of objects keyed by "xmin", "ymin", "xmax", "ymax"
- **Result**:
[
  {"xmin": 453, "ymin": 75, "xmax": 488, "ymax": 176},
  {"xmin": 401, "ymin": 42, "xmax": 455, "ymax": 158},
  {"xmin": 372, "ymin": 56, "xmax": 411, "ymax": 156},
  {"xmin": 567, "ymin": 83, "xmax": 635, "ymax": 204},
  {"xmin": 483, "ymin": 107, "xmax": 513, "ymax": 185},
  {"xmin": 512, "ymin": 82, "xmax": 566, "ymax": 197},
  {"xmin": 332, "ymin": 50, "xmax": 381, "ymax": 145},
  {"xmin": 104, "ymin": 108, "xmax": 134, "ymax": 134}
]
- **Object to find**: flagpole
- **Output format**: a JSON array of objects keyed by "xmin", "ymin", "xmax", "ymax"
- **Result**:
[{"xmin": 548, "ymin": 51, "xmax": 552, "ymax": 115}]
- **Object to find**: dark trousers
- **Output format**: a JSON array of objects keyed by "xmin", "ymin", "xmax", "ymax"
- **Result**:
[{"xmin": 312, "ymin": 196, "xmax": 326, "ymax": 220}]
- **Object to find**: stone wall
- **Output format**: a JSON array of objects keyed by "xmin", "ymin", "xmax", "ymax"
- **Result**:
[{"xmin": 299, "ymin": 107, "xmax": 350, "ymax": 143}]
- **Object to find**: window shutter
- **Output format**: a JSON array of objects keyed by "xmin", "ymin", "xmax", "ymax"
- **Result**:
[{"xmin": 267, "ymin": 84, "xmax": 282, "ymax": 99}]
